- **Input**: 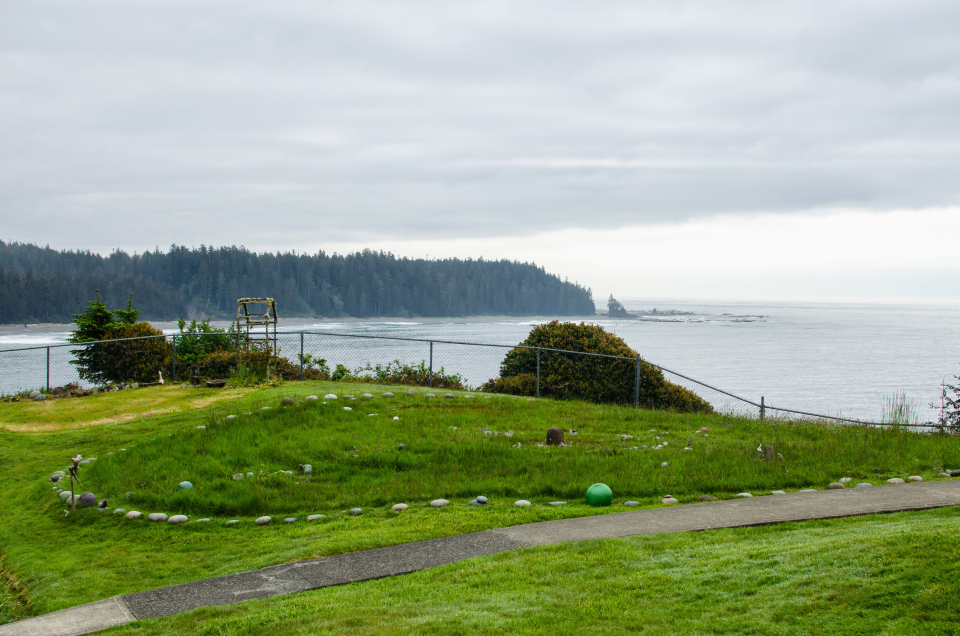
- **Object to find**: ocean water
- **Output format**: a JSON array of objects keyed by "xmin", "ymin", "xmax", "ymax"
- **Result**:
[{"xmin": 2, "ymin": 300, "xmax": 958, "ymax": 422}]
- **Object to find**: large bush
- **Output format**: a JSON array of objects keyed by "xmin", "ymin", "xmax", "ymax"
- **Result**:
[
  {"xmin": 173, "ymin": 317, "xmax": 235, "ymax": 381},
  {"xmin": 481, "ymin": 321, "xmax": 713, "ymax": 413},
  {"xmin": 70, "ymin": 291, "xmax": 171, "ymax": 384}
]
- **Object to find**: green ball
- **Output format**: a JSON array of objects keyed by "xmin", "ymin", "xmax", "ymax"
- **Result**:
[{"xmin": 585, "ymin": 483, "xmax": 613, "ymax": 507}]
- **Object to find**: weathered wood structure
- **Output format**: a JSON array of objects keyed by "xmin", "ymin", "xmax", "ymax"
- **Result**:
[{"xmin": 236, "ymin": 298, "xmax": 279, "ymax": 355}]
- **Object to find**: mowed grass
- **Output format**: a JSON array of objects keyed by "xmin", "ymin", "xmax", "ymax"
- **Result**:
[
  {"xmin": 0, "ymin": 381, "xmax": 958, "ymax": 621},
  {"xmin": 106, "ymin": 507, "xmax": 960, "ymax": 636}
]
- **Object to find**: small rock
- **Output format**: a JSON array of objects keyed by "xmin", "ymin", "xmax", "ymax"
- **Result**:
[
  {"xmin": 348, "ymin": 508, "xmax": 362, "ymax": 516},
  {"xmin": 623, "ymin": 500, "xmax": 640, "ymax": 506},
  {"xmin": 360, "ymin": 393, "xmax": 373, "ymax": 399},
  {"xmin": 476, "ymin": 496, "xmax": 488, "ymax": 504},
  {"xmin": 283, "ymin": 517, "xmax": 297, "ymax": 524},
  {"xmin": 425, "ymin": 393, "xmax": 436, "ymax": 398},
  {"xmin": 697, "ymin": 495, "xmax": 718, "ymax": 501},
  {"xmin": 196, "ymin": 425, "xmax": 206, "ymax": 430},
  {"xmin": 281, "ymin": 397, "xmax": 295, "ymax": 406},
  {"xmin": 546, "ymin": 427, "xmax": 564, "ymax": 446},
  {"xmin": 34, "ymin": 394, "xmax": 46, "ymax": 401},
  {"xmin": 226, "ymin": 415, "xmax": 237, "ymax": 419},
  {"xmin": 940, "ymin": 472, "xmax": 951, "ymax": 478},
  {"xmin": 549, "ymin": 501, "xmax": 566, "ymax": 506},
  {"xmin": 113, "ymin": 508, "xmax": 125, "ymax": 515},
  {"xmin": 368, "ymin": 413, "xmax": 376, "ymax": 417},
  {"xmin": 59, "ymin": 490, "xmax": 72, "ymax": 502},
  {"xmin": 950, "ymin": 470, "xmax": 960, "ymax": 477},
  {"xmin": 246, "ymin": 472, "xmax": 254, "ymax": 478},
  {"xmin": 736, "ymin": 493, "xmax": 753, "ymax": 498},
  {"xmin": 261, "ymin": 406, "xmax": 271, "ymax": 411},
  {"xmin": 799, "ymin": 489, "xmax": 817, "ymax": 493},
  {"xmin": 79, "ymin": 492, "xmax": 97, "ymax": 507},
  {"xmin": 343, "ymin": 395, "xmax": 355, "ymax": 400},
  {"xmin": 382, "ymin": 392, "xmax": 394, "ymax": 398},
  {"xmin": 255, "ymin": 516, "xmax": 272, "ymax": 525},
  {"xmin": 391, "ymin": 504, "xmax": 408, "ymax": 512},
  {"xmin": 699, "ymin": 427, "xmax": 708, "ymax": 433},
  {"xmin": 301, "ymin": 464, "xmax": 312, "ymax": 475},
  {"xmin": 661, "ymin": 497, "xmax": 678, "ymax": 505},
  {"xmin": 343, "ymin": 407, "xmax": 352, "ymax": 411},
  {"xmin": 131, "ymin": 383, "xmax": 139, "ymax": 389},
  {"xmin": 307, "ymin": 514, "xmax": 326, "ymax": 521},
  {"xmin": 226, "ymin": 520, "xmax": 239, "ymax": 524},
  {"xmin": 887, "ymin": 478, "xmax": 906, "ymax": 484},
  {"xmin": 855, "ymin": 483, "xmax": 873, "ymax": 488},
  {"xmin": 148, "ymin": 513, "xmax": 168, "ymax": 522},
  {"xmin": 80, "ymin": 460, "xmax": 90, "ymax": 466},
  {"xmin": 206, "ymin": 379, "xmax": 226, "ymax": 388},
  {"xmin": 444, "ymin": 393, "xmax": 455, "ymax": 399},
  {"xmin": 168, "ymin": 515, "xmax": 188, "ymax": 524},
  {"xmin": 126, "ymin": 511, "xmax": 142, "ymax": 519},
  {"xmin": 908, "ymin": 476, "xmax": 923, "ymax": 482},
  {"xmin": 828, "ymin": 483, "xmax": 845, "ymax": 489},
  {"xmin": 232, "ymin": 473, "xmax": 244, "ymax": 480},
  {"xmin": 430, "ymin": 499, "xmax": 449, "ymax": 508},
  {"xmin": 305, "ymin": 395, "xmax": 319, "ymax": 402},
  {"xmin": 179, "ymin": 481, "xmax": 193, "ymax": 490},
  {"xmin": 771, "ymin": 490, "xmax": 787, "ymax": 495},
  {"xmin": 393, "ymin": 416, "xmax": 399, "ymax": 421},
  {"xmin": 839, "ymin": 477, "xmax": 852, "ymax": 483},
  {"xmin": 661, "ymin": 462, "xmax": 669, "ymax": 468},
  {"xmin": 515, "ymin": 500, "xmax": 532, "ymax": 507},
  {"xmin": 397, "ymin": 443, "xmax": 405, "ymax": 451},
  {"xmin": 324, "ymin": 394, "xmax": 338, "ymax": 400},
  {"xmin": 468, "ymin": 499, "xmax": 480, "ymax": 506},
  {"xmin": 28, "ymin": 390, "xmax": 39, "ymax": 398},
  {"xmin": 196, "ymin": 518, "xmax": 210, "ymax": 522}
]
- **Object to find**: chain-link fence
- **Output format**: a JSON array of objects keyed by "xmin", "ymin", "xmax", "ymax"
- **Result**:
[{"xmin": 0, "ymin": 330, "xmax": 946, "ymax": 429}]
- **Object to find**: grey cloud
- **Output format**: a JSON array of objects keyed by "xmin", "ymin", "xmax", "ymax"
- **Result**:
[{"xmin": 2, "ymin": 0, "xmax": 960, "ymax": 252}]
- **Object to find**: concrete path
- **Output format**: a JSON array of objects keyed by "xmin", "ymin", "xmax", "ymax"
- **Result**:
[{"xmin": 4, "ymin": 480, "xmax": 960, "ymax": 636}]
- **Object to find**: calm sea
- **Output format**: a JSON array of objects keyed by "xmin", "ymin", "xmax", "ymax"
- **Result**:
[{"xmin": 2, "ymin": 300, "xmax": 958, "ymax": 422}]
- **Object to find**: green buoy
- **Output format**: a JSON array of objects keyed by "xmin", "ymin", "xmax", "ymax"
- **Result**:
[{"xmin": 585, "ymin": 483, "xmax": 612, "ymax": 507}]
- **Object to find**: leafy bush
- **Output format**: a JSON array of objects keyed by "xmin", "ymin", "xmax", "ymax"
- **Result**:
[
  {"xmin": 174, "ymin": 317, "xmax": 235, "ymax": 381},
  {"xmin": 347, "ymin": 359, "xmax": 467, "ymax": 389},
  {"xmin": 69, "ymin": 290, "xmax": 171, "ymax": 384},
  {"xmin": 481, "ymin": 321, "xmax": 712, "ymax": 413}
]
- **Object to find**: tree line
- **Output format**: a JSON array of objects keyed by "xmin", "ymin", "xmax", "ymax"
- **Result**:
[{"xmin": 0, "ymin": 241, "xmax": 595, "ymax": 323}]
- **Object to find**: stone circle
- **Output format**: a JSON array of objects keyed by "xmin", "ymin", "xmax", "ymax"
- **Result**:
[
  {"xmin": 168, "ymin": 515, "xmax": 188, "ymax": 524},
  {"xmin": 255, "ymin": 516, "xmax": 271, "ymax": 525}
]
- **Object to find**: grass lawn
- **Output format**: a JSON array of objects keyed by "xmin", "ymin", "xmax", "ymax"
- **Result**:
[
  {"xmin": 0, "ymin": 381, "xmax": 958, "ymax": 627},
  {"xmin": 106, "ymin": 507, "xmax": 960, "ymax": 635}
]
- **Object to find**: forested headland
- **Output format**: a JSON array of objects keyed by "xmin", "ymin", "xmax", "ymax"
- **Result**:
[{"xmin": 0, "ymin": 241, "xmax": 595, "ymax": 323}]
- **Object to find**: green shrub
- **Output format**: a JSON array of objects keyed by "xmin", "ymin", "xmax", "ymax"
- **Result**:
[
  {"xmin": 174, "ymin": 317, "xmax": 235, "ymax": 381},
  {"xmin": 69, "ymin": 290, "xmax": 171, "ymax": 384},
  {"xmin": 348, "ymin": 359, "xmax": 467, "ymax": 389},
  {"xmin": 481, "ymin": 321, "xmax": 713, "ymax": 413}
]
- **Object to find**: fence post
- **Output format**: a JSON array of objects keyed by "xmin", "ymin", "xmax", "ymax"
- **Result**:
[
  {"xmin": 635, "ymin": 355, "xmax": 641, "ymax": 408},
  {"xmin": 300, "ymin": 332, "xmax": 304, "ymax": 380},
  {"xmin": 172, "ymin": 335, "xmax": 177, "ymax": 382},
  {"xmin": 46, "ymin": 347, "xmax": 50, "ymax": 391},
  {"xmin": 429, "ymin": 341, "xmax": 433, "ymax": 388},
  {"xmin": 536, "ymin": 349, "xmax": 541, "ymax": 398},
  {"xmin": 760, "ymin": 396, "xmax": 765, "ymax": 420}
]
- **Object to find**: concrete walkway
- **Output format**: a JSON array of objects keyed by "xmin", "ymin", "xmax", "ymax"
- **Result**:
[{"xmin": 5, "ymin": 480, "xmax": 960, "ymax": 636}]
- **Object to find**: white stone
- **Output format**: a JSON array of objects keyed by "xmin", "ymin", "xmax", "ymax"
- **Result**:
[
  {"xmin": 887, "ymin": 478, "xmax": 906, "ymax": 484},
  {"xmin": 226, "ymin": 520, "xmax": 239, "ymax": 524},
  {"xmin": 444, "ymin": 393, "xmax": 455, "ymax": 399},
  {"xmin": 59, "ymin": 491, "xmax": 72, "ymax": 501},
  {"xmin": 168, "ymin": 515, "xmax": 188, "ymax": 524},
  {"xmin": 126, "ymin": 511, "xmax": 142, "ymax": 519},
  {"xmin": 736, "ymin": 493, "xmax": 753, "ymax": 498},
  {"xmin": 425, "ymin": 393, "xmax": 436, "ymax": 398},
  {"xmin": 226, "ymin": 415, "xmax": 237, "ymax": 419},
  {"xmin": 348, "ymin": 508, "xmax": 362, "ymax": 515},
  {"xmin": 28, "ymin": 390, "xmax": 39, "ymax": 398},
  {"xmin": 368, "ymin": 413, "xmax": 376, "ymax": 417},
  {"xmin": 261, "ymin": 406, "xmax": 271, "ymax": 411},
  {"xmin": 283, "ymin": 517, "xmax": 297, "ymax": 523},
  {"xmin": 393, "ymin": 416, "xmax": 399, "ymax": 421},
  {"xmin": 324, "ymin": 394, "xmax": 338, "ymax": 400},
  {"xmin": 771, "ymin": 490, "xmax": 787, "ymax": 495},
  {"xmin": 307, "ymin": 514, "xmax": 325, "ymax": 521},
  {"xmin": 255, "ymin": 516, "xmax": 272, "ymax": 525},
  {"xmin": 430, "ymin": 499, "xmax": 449, "ymax": 508},
  {"xmin": 148, "ymin": 513, "xmax": 168, "ymax": 522},
  {"xmin": 112, "ymin": 509, "xmax": 125, "ymax": 515},
  {"xmin": 343, "ymin": 407, "xmax": 352, "ymax": 411},
  {"xmin": 839, "ymin": 477, "xmax": 852, "ymax": 483},
  {"xmin": 391, "ymin": 504, "xmax": 408, "ymax": 511},
  {"xmin": 855, "ymin": 483, "xmax": 873, "ymax": 488},
  {"xmin": 799, "ymin": 489, "xmax": 818, "ymax": 493},
  {"xmin": 196, "ymin": 518, "xmax": 210, "ymax": 522},
  {"xmin": 548, "ymin": 501, "xmax": 566, "ymax": 506},
  {"xmin": 908, "ymin": 475, "xmax": 923, "ymax": 482},
  {"xmin": 515, "ymin": 500, "xmax": 532, "ymax": 507},
  {"xmin": 196, "ymin": 425, "xmax": 206, "ymax": 430},
  {"xmin": 361, "ymin": 393, "xmax": 373, "ymax": 399},
  {"xmin": 233, "ymin": 473, "xmax": 243, "ymax": 480},
  {"xmin": 382, "ymin": 392, "xmax": 395, "ymax": 398},
  {"xmin": 661, "ymin": 497, "xmax": 678, "ymax": 504},
  {"xmin": 661, "ymin": 462, "xmax": 669, "ymax": 467}
]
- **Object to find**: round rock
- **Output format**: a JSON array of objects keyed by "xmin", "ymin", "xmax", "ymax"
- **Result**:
[
  {"xmin": 828, "ymin": 482, "xmax": 846, "ymax": 489},
  {"xmin": 476, "ymin": 496, "xmax": 488, "ymax": 504},
  {"xmin": 908, "ymin": 475, "xmax": 923, "ymax": 482},
  {"xmin": 736, "ymin": 493, "xmax": 753, "ymax": 498},
  {"xmin": 430, "ymin": 499, "xmax": 449, "ymax": 508},
  {"xmin": 126, "ymin": 511, "xmax": 142, "ymax": 519},
  {"xmin": 178, "ymin": 481, "xmax": 193, "ymax": 490},
  {"xmin": 855, "ymin": 482, "xmax": 873, "ymax": 488},
  {"xmin": 360, "ymin": 393, "xmax": 373, "ymax": 399},
  {"xmin": 549, "ymin": 501, "xmax": 566, "ymax": 506},
  {"xmin": 59, "ymin": 491, "xmax": 72, "ymax": 502},
  {"xmin": 381, "ymin": 392, "xmax": 394, "ymax": 398},
  {"xmin": 246, "ymin": 472, "xmax": 254, "ymax": 478},
  {"xmin": 424, "ymin": 393, "xmax": 436, "ymax": 398},
  {"xmin": 34, "ymin": 394, "xmax": 46, "ymax": 401},
  {"xmin": 307, "ymin": 514, "xmax": 325, "ymax": 521},
  {"xmin": 28, "ymin": 390, "xmax": 39, "ymax": 398},
  {"xmin": 661, "ymin": 497, "xmax": 678, "ymax": 504},
  {"xmin": 391, "ymin": 504, "xmax": 408, "ymax": 512},
  {"xmin": 514, "ymin": 500, "xmax": 532, "ymax": 507},
  {"xmin": 393, "ymin": 416, "xmax": 400, "ymax": 421},
  {"xmin": 698, "ymin": 495, "xmax": 719, "ymax": 501},
  {"xmin": 281, "ymin": 397, "xmax": 295, "ymax": 406},
  {"xmin": 887, "ymin": 478, "xmax": 905, "ymax": 484},
  {"xmin": 254, "ymin": 516, "xmax": 272, "ymax": 525},
  {"xmin": 839, "ymin": 477, "xmax": 852, "ymax": 483},
  {"xmin": 283, "ymin": 517, "xmax": 297, "ymax": 524},
  {"xmin": 444, "ymin": 393, "xmax": 455, "ymax": 399},
  {"xmin": 112, "ymin": 508, "xmax": 125, "ymax": 515},
  {"xmin": 348, "ymin": 508, "xmax": 363, "ymax": 516},
  {"xmin": 79, "ymin": 492, "xmax": 97, "ymax": 508},
  {"xmin": 168, "ymin": 515, "xmax": 188, "ymax": 524},
  {"xmin": 305, "ymin": 395, "xmax": 319, "ymax": 402},
  {"xmin": 148, "ymin": 513, "xmax": 168, "ymax": 522},
  {"xmin": 771, "ymin": 490, "xmax": 787, "ymax": 495},
  {"xmin": 323, "ymin": 394, "xmax": 338, "ymax": 400}
]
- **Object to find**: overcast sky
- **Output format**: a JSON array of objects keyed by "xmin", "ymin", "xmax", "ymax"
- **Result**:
[{"xmin": 2, "ymin": 0, "xmax": 959, "ymax": 301}]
